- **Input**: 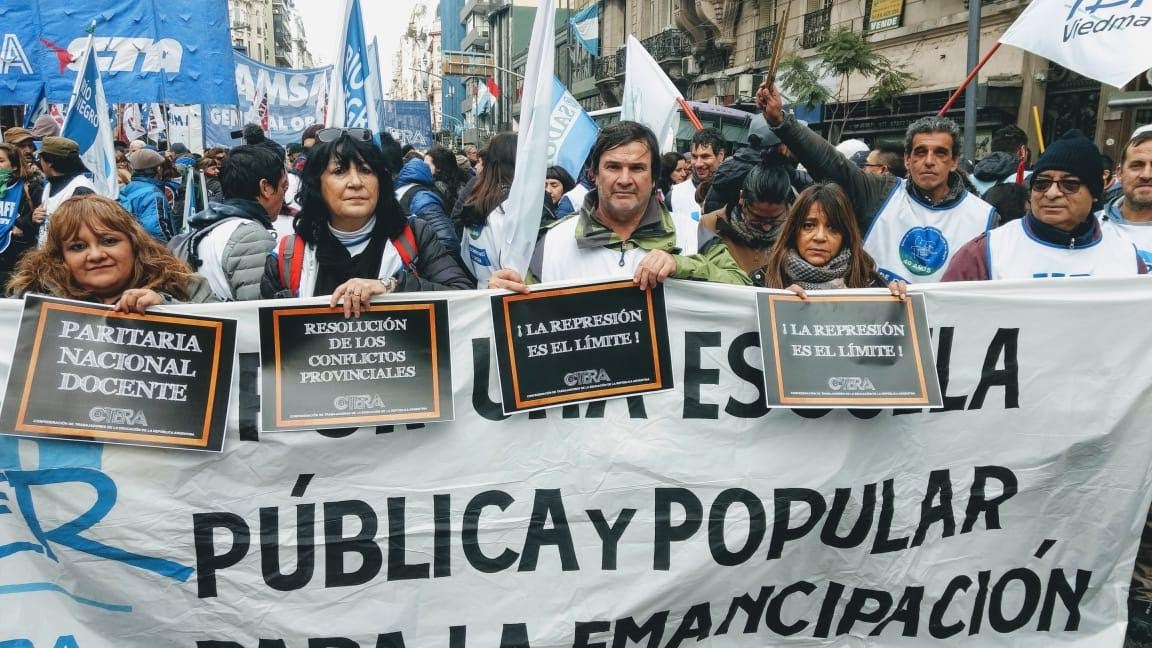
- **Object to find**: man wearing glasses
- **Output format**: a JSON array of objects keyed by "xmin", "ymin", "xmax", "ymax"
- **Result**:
[{"xmin": 942, "ymin": 129, "xmax": 1146, "ymax": 280}]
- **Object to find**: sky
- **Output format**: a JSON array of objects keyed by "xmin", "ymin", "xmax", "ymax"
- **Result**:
[{"xmin": 295, "ymin": 0, "xmax": 428, "ymax": 90}]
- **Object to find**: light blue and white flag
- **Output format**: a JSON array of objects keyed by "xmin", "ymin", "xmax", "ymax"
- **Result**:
[
  {"xmin": 622, "ymin": 35, "xmax": 684, "ymax": 154},
  {"xmin": 368, "ymin": 38, "xmax": 385, "ymax": 134},
  {"xmin": 22, "ymin": 84, "xmax": 47, "ymax": 129},
  {"xmin": 570, "ymin": 3, "xmax": 599, "ymax": 57},
  {"xmin": 328, "ymin": 0, "xmax": 378, "ymax": 130},
  {"xmin": 548, "ymin": 77, "xmax": 598, "ymax": 180},
  {"xmin": 503, "ymin": 0, "xmax": 556, "ymax": 276},
  {"xmin": 60, "ymin": 34, "xmax": 117, "ymax": 199}
]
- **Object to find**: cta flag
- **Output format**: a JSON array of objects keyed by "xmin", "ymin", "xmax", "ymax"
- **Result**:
[
  {"xmin": 60, "ymin": 35, "xmax": 117, "ymax": 199},
  {"xmin": 570, "ymin": 2, "xmax": 600, "ymax": 57},
  {"xmin": 548, "ymin": 77, "xmax": 599, "ymax": 180},
  {"xmin": 622, "ymin": 35, "xmax": 685, "ymax": 154},
  {"xmin": 502, "ymin": 0, "xmax": 556, "ymax": 276},
  {"xmin": 999, "ymin": 0, "xmax": 1152, "ymax": 89},
  {"xmin": 328, "ymin": 0, "xmax": 378, "ymax": 130}
]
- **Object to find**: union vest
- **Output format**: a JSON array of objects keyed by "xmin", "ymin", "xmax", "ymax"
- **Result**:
[
  {"xmin": 987, "ymin": 219, "xmax": 1141, "ymax": 279},
  {"xmin": 38, "ymin": 174, "xmax": 96, "ymax": 248},
  {"xmin": 863, "ymin": 180, "xmax": 995, "ymax": 283},
  {"xmin": 1100, "ymin": 214, "xmax": 1152, "ymax": 268},
  {"xmin": 538, "ymin": 217, "xmax": 651, "ymax": 283},
  {"xmin": 0, "ymin": 180, "xmax": 24, "ymax": 254}
]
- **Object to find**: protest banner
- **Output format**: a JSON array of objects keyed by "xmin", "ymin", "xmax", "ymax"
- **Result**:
[
  {"xmin": 0, "ymin": 295, "xmax": 234, "ymax": 452},
  {"xmin": 378, "ymin": 101, "xmax": 435, "ymax": 149},
  {"xmin": 756, "ymin": 292, "xmax": 943, "ymax": 408},
  {"xmin": 0, "ymin": 279, "xmax": 1149, "ymax": 646},
  {"xmin": 259, "ymin": 300, "xmax": 453, "ymax": 431},
  {"xmin": 490, "ymin": 280, "xmax": 673, "ymax": 413},
  {"xmin": 203, "ymin": 53, "xmax": 331, "ymax": 149},
  {"xmin": 5, "ymin": 0, "xmax": 238, "ymax": 105}
]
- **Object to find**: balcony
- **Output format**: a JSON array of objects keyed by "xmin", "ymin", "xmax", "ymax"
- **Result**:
[
  {"xmin": 459, "ymin": 0, "xmax": 493, "ymax": 23},
  {"xmin": 754, "ymin": 24, "xmax": 778, "ymax": 61},
  {"xmin": 640, "ymin": 29, "xmax": 691, "ymax": 64},
  {"xmin": 462, "ymin": 24, "xmax": 491, "ymax": 51},
  {"xmin": 801, "ymin": 5, "xmax": 832, "ymax": 49},
  {"xmin": 697, "ymin": 46, "xmax": 729, "ymax": 74},
  {"xmin": 595, "ymin": 48, "xmax": 624, "ymax": 82}
]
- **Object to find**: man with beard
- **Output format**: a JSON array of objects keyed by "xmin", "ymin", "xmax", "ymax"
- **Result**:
[
  {"xmin": 1099, "ymin": 129, "xmax": 1152, "ymax": 266},
  {"xmin": 689, "ymin": 163, "xmax": 793, "ymax": 284}
]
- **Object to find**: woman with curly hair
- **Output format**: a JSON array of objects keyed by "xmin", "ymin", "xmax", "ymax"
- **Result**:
[
  {"xmin": 260, "ymin": 128, "xmax": 473, "ymax": 317},
  {"xmin": 6, "ymin": 195, "xmax": 214, "ymax": 313},
  {"xmin": 762, "ymin": 183, "xmax": 906, "ymax": 299}
]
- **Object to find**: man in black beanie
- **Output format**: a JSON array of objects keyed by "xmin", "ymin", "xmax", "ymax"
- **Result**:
[{"xmin": 943, "ymin": 129, "xmax": 1146, "ymax": 280}]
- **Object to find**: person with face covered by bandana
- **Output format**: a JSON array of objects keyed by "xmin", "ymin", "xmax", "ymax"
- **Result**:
[{"xmin": 690, "ymin": 163, "xmax": 793, "ymax": 284}]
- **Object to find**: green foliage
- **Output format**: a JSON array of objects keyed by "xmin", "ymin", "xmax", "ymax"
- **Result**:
[{"xmin": 775, "ymin": 28, "xmax": 916, "ymax": 142}]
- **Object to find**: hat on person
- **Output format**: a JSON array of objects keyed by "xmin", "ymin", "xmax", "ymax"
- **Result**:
[
  {"xmin": 1031, "ymin": 129, "xmax": 1104, "ymax": 198},
  {"xmin": 127, "ymin": 148, "xmax": 165, "ymax": 171},
  {"xmin": 835, "ymin": 138, "xmax": 869, "ymax": 160},
  {"xmin": 170, "ymin": 142, "xmax": 190, "ymax": 155},
  {"xmin": 30, "ymin": 114, "xmax": 60, "ymax": 139},
  {"xmin": 745, "ymin": 114, "xmax": 782, "ymax": 150},
  {"xmin": 2, "ymin": 127, "xmax": 34, "ymax": 145},
  {"xmin": 849, "ymin": 149, "xmax": 870, "ymax": 169},
  {"xmin": 39, "ymin": 136, "xmax": 79, "ymax": 157},
  {"xmin": 1133, "ymin": 124, "xmax": 1152, "ymax": 139}
]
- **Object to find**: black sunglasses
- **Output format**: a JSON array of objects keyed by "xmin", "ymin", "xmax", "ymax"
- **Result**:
[
  {"xmin": 316, "ymin": 128, "xmax": 373, "ymax": 143},
  {"xmin": 1031, "ymin": 176, "xmax": 1084, "ymax": 195}
]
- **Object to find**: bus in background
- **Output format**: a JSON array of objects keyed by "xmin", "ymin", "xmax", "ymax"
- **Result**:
[{"xmin": 588, "ymin": 101, "xmax": 754, "ymax": 155}]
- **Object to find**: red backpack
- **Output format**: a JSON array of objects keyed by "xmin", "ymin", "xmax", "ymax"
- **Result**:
[{"xmin": 277, "ymin": 224, "xmax": 419, "ymax": 297}]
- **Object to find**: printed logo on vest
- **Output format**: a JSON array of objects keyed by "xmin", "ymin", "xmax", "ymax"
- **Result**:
[
  {"xmin": 898, "ymin": 227, "xmax": 949, "ymax": 276},
  {"xmin": 468, "ymin": 224, "xmax": 484, "ymax": 241},
  {"xmin": 468, "ymin": 244, "xmax": 492, "ymax": 267}
]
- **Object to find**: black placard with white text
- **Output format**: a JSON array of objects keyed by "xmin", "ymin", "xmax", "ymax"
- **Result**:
[
  {"xmin": 0, "ymin": 295, "xmax": 235, "ymax": 451},
  {"xmin": 756, "ymin": 292, "xmax": 942, "ymax": 408},
  {"xmin": 491, "ymin": 280, "xmax": 673, "ymax": 413},
  {"xmin": 259, "ymin": 300, "xmax": 453, "ymax": 431}
]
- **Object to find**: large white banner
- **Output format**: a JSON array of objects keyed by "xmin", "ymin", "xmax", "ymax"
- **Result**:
[{"xmin": 1, "ymin": 279, "xmax": 1151, "ymax": 647}]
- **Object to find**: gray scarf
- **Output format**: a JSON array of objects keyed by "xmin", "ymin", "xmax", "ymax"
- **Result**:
[{"xmin": 784, "ymin": 248, "xmax": 851, "ymax": 290}]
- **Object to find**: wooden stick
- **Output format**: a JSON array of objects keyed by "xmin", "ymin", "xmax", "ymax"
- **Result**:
[
  {"xmin": 937, "ymin": 42, "xmax": 1001, "ymax": 117},
  {"xmin": 1032, "ymin": 105, "xmax": 1045, "ymax": 154}
]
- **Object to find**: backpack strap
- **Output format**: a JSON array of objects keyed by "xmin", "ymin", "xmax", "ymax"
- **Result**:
[
  {"xmin": 277, "ymin": 234, "xmax": 306, "ymax": 297},
  {"xmin": 392, "ymin": 223, "xmax": 419, "ymax": 276}
]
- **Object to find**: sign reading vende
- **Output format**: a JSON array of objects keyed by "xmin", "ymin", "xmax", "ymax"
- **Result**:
[
  {"xmin": 0, "ymin": 281, "xmax": 1149, "ymax": 647},
  {"xmin": 0, "ymin": 295, "xmax": 234, "ymax": 451},
  {"xmin": 259, "ymin": 300, "xmax": 452, "ymax": 430},
  {"xmin": 490, "ymin": 280, "xmax": 673, "ymax": 413}
]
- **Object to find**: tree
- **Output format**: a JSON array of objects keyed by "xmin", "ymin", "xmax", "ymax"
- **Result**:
[{"xmin": 778, "ymin": 29, "xmax": 915, "ymax": 144}]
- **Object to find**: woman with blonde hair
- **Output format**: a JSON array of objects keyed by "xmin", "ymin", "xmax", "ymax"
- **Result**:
[
  {"xmin": 6, "ymin": 195, "xmax": 214, "ymax": 313},
  {"xmin": 762, "ymin": 183, "xmax": 905, "ymax": 299}
]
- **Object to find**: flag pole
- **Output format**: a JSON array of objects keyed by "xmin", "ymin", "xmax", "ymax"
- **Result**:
[
  {"xmin": 1032, "ymin": 105, "xmax": 1045, "ymax": 154},
  {"xmin": 937, "ymin": 42, "xmax": 1001, "ymax": 117},
  {"xmin": 677, "ymin": 98, "xmax": 703, "ymax": 131}
]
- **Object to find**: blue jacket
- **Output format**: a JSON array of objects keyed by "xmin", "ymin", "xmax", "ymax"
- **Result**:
[
  {"xmin": 119, "ymin": 176, "xmax": 174, "ymax": 242},
  {"xmin": 394, "ymin": 159, "xmax": 460, "ymax": 255}
]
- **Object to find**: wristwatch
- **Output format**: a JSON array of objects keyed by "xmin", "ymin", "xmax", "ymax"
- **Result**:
[{"xmin": 379, "ymin": 277, "xmax": 399, "ymax": 293}]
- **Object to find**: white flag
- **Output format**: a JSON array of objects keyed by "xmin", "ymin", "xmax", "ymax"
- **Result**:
[
  {"xmin": 501, "ymin": 0, "xmax": 556, "ymax": 276},
  {"xmin": 122, "ymin": 103, "xmax": 147, "ymax": 141},
  {"xmin": 999, "ymin": 0, "xmax": 1152, "ymax": 89},
  {"xmin": 60, "ymin": 35, "xmax": 117, "ymax": 199},
  {"xmin": 622, "ymin": 35, "xmax": 684, "ymax": 154}
]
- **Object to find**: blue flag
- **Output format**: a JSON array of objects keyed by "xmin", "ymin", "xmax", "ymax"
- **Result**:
[
  {"xmin": 380, "ymin": 101, "xmax": 435, "ymax": 149},
  {"xmin": 22, "ymin": 84, "xmax": 47, "ymax": 129},
  {"xmin": 61, "ymin": 35, "xmax": 117, "ymax": 199},
  {"xmin": 549, "ymin": 78, "xmax": 599, "ymax": 181},
  {"xmin": 331, "ymin": 0, "xmax": 378, "ymax": 130},
  {"xmin": 570, "ymin": 3, "xmax": 600, "ymax": 57}
]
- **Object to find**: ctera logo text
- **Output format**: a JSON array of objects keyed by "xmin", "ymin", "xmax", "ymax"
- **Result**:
[
  {"xmin": 1063, "ymin": 0, "xmax": 1152, "ymax": 43},
  {"xmin": 65, "ymin": 37, "xmax": 183, "ymax": 74}
]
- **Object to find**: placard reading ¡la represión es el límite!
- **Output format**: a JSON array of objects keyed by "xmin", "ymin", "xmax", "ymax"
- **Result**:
[
  {"xmin": 0, "ymin": 295, "xmax": 235, "ymax": 451},
  {"xmin": 491, "ymin": 280, "xmax": 673, "ymax": 414},
  {"xmin": 259, "ymin": 300, "xmax": 452, "ymax": 431},
  {"xmin": 757, "ymin": 292, "xmax": 943, "ymax": 408}
]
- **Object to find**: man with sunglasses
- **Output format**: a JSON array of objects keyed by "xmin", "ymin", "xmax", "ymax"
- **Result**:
[{"xmin": 942, "ymin": 129, "xmax": 1146, "ymax": 281}]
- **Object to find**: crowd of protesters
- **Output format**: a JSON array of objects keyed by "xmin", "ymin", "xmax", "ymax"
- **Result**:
[{"xmin": 2, "ymin": 82, "xmax": 1152, "ymax": 644}]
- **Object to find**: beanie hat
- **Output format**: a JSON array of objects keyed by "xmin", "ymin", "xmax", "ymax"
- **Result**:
[
  {"xmin": 169, "ymin": 142, "xmax": 190, "ymax": 155},
  {"xmin": 1032, "ymin": 129, "xmax": 1103, "ymax": 198},
  {"xmin": 2, "ymin": 127, "xmax": 34, "ymax": 145},
  {"xmin": 39, "ymin": 136, "xmax": 79, "ymax": 157},
  {"xmin": 127, "ymin": 148, "xmax": 165, "ymax": 171}
]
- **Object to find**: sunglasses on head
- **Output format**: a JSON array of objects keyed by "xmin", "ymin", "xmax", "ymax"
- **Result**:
[{"xmin": 316, "ymin": 128, "xmax": 373, "ymax": 144}]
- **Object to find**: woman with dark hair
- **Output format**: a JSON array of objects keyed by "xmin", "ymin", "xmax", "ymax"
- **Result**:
[
  {"xmin": 658, "ymin": 152, "xmax": 690, "ymax": 206},
  {"xmin": 458, "ymin": 132, "xmax": 517, "ymax": 284},
  {"xmin": 542, "ymin": 165, "xmax": 575, "ymax": 229},
  {"xmin": 0, "ymin": 143, "xmax": 42, "ymax": 287},
  {"xmin": 424, "ymin": 145, "xmax": 469, "ymax": 223},
  {"xmin": 6, "ymin": 195, "xmax": 214, "ymax": 312},
  {"xmin": 762, "ymin": 183, "xmax": 906, "ymax": 299},
  {"xmin": 260, "ymin": 128, "xmax": 474, "ymax": 316}
]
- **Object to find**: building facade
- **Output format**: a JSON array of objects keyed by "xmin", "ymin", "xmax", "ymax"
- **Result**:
[{"xmin": 230, "ymin": 0, "xmax": 313, "ymax": 68}]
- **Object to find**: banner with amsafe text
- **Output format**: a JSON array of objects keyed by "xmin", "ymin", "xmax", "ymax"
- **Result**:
[{"xmin": 0, "ymin": 279, "xmax": 1150, "ymax": 647}]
